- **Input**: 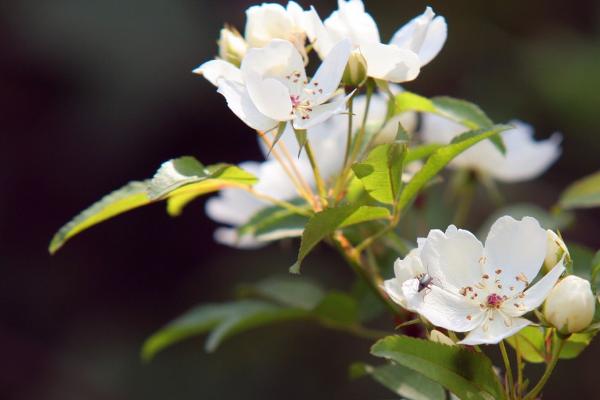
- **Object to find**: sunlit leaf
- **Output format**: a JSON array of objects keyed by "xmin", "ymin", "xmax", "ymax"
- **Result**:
[
  {"xmin": 290, "ymin": 205, "xmax": 391, "ymax": 273},
  {"xmin": 371, "ymin": 335, "xmax": 504, "ymax": 400},
  {"xmin": 237, "ymin": 201, "xmax": 309, "ymax": 243},
  {"xmin": 352, "ymin": 143, "xmax": 406, "ymax": 204},
  {"xmin": 397, "ymin": 125, "xmax": 510, "ymax": 213},
  {"xmin": 506, "ymin": 326, "xmax": 546, "ymax": 364},
  {"xmin": 49, "ymin": 181, "xmax": 151, "ymax": 254},
  {"xmin": 559, "ymin": 170, "xmax": 600, "ymax": 209}
]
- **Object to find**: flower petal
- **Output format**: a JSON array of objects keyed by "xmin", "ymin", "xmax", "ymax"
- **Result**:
[
  {"xmin": 484, "ymin": 216, "xmax": 547, "ymax": 292},
  {"xmin": 244, "ymin": 72, "xmax": 294, "ymax": 121},
  {"xmin": 303, "ymin": 7, "xmax": 337, "ymax": 58},
  {"xmin": 213, "ymin": 227, "xmax": 266, "ymax": 249},
  {"xmin": 390, "ymin": 7, "xmax": 447, "ymax": 67},
  {"xmin": 359, "ymin": 42, "xmax": 420, "ymax": 82},
  {"xmin": 383, "ymin": 278, "xmax": 408, "ymax": 309},
  {"xmin": 421, "ymin": 225, "xmax": 485, "ymax": 293},
  {"xmin": 193, "ymin": 59, "xmax": 243, "ymax": 86},
  {"xmin": 403, "ymin": 280, "xmax": 484, "ymax": 332},
  {"xmin": 514, "ymin": 260, "xmax": 565, "ymax": 315},
  {"xmin": 292, "ymin": 94, "xmax": 349, "ymax": 130},
  {"xmin": 216, "ymin": 80, "xmax": 278, "ymax": 131},
  {"xmin": 459, "ymin": 316, "xmax": 530, "ymax": 345},
  {"xmin": 394, "ymin": 248, "xmax": 426, "ymax": 283},
  {"xmin": 307, "ymin": 39, "xmax": 352, "ymax": 104},
  {"xmin": 324, "ymin": 0, "xmax": 381, "ymax": 47}
]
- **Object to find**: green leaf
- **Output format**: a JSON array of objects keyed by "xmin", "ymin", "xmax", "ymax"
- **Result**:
[
  {"xmin": 237, "ymin": 201, "xmax": 309, "ymax": 242},
  {"xmin": 505, "ymin": 326, "xmax": 546, "ymax": 364},
  {"xmin": 294, "ymin": 128, "xmax": 308, "ymax": 156},
  {"xmin": 313, "ymin": 292, "xmax": 358, "ymax": 325},
  {"xmin": 559, "ymin": 170, "xmax": 600, "ymax": 209},
  {"xmin": 266, "ymin": 122, "xmax": 288, "ymax": 156},
  {"xmin": 150, "ymin": 156, "xmax": 256, "ymax": 201},
  {"xmin": 371, "ymin": 335, "xmax": 504, "ymax": 400},
  {"xmin": 352, "ymin": 144, "xmax": 406, "ymax": 204},
  {"xmin": 397, "ymin": 125, "xmax": 511, "ymax": 213},
  {"xmin": 405, "ymin": 143, "xmax": 443, "ymax": 164},
  {"xmin": 395, "ymin": 92, "xmax": 505, "ymax": 154},
  {"xmin": 238, "ymin": 276, "xmax": 325, "ymax": 310},
  {"xmin": 506, "ymin": 326, "xmax": 596, "ymax": 363},
  {"xmin": 49, "ymin": 181, "xmax": 151, "ymax": 254},
  {"xmin": 142, "ymin": 300, "xmax": 308, "ymax": 360},
  {"xmin": 352, "ymin": 362, "xmax": 445, "ymax": 400},
  {"xmin": 290, "ymin": 205, "xmax": 391, "ymax": 273},
  {"xmin": 590, "ymin": 250, "xmax": 600, "ymax": 285}
]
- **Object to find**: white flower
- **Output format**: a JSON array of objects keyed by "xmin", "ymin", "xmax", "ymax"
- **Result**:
[
  {"xmin": 399, "ymin": 216, "xmax": 565, "ymax": 345},
  {"xmin": 383, "ymin": 238, "xmax": 427, "ymax": 309},
  {"xmin": 195, "ymin": 39, "xmax": 352, "ymax": 131},
  {"xmin": 544, "ymin": 275, "xmax": 595, "ymax": 333},
  {"xmin": 244, "ymin": 2, "xmax": 307, "ymax": 51},
  {"xmin": 218, "ymin": 27, "xmax": 248, "ymax": 66},
  {"xmin": 421, "ymin": 115, "xmax": 562, "ymax": 182},
  {"xmin": 304, "ymin": 2, "xmax": 446, "ymax": 82}
]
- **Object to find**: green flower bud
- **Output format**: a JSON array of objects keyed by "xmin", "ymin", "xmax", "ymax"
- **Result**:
[
  {"xmin": 342, "ymin": 50, "xmax": 367, "ymax": 87},
  {"xmin": 218, "ymin": 26, "xmax": 247, "ymax": 67}
]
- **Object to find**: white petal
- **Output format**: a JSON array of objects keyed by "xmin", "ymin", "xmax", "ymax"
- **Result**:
[
  {"xmin": 485, "ymin": 121, "xmax": 562, "ymax": 182},
  {"xmin": 459, "ymin": 316, "xmax": 530, "ymax": 346},
  {"xmin": 216, "ymin": 80, "xmax": 278, "ymax": 131},
  {"xmin": 393, "ymin": 248, "xmax": 426, "ymax": 283},
  {"xmin": 245, "ymin": 72, "xmax": 294, "ymax": 121},
  {"xmin": 308, "ymin": 39, "xmax": 352, "ymax": 104},
  {"xmin": 403, "ymin": 280, "xmax": 484, "ymax": 332},
  {"xmin": 213, "ymin": 227, "xmax": 266, "ymax": 249},
  {"xmin": 421, "ymin": 225, "xmax": 485, "ymax": 293},
  {"xmin": 292, "ymin": 94, "xmax": 348, "ymax": 130},
  {"xmin": 324, "ymin": 0, "xmax": 381, "ymax": 47},
  {"xmin": 244, "ymin": 3, "xmax": 292, "ymax": 48},
  {"xmin": 303, "ymin": 7, "xmax": 337, "ymax": 58},
  {"xmin": 359, "ymin": 43, "xmax": 420, "ymax": 82},
  {"xmin": 517, "ymin": 260, "xmax": 565, "ymax": 314},
  {"xmin": 383, "ymin": 278, "xmax": 408, "ymax": 309},
  {"xmin": 193, "ymin": 59, "xmax": 242, "ymax": 86},
  {"xmin": 484, "ymin": 216, "xmax": 547, "ymax": 292},
  {"xmin": 242, "ymin": 39, "xmax": 307, "ymax": 95},
  {"xmin": 390, "ymin": 7, "xmax": 447, "ymax": 67}
]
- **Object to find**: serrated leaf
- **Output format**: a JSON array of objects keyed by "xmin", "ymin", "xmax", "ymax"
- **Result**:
[
  {"xmin": 352, "ymin": 362, "xmax": 445, "ymax": 400},
  {"xmin": 237, "ymin": 200, "xmax": 309, "ymax": 243},
  {"xmin": 397, "ymin": 125, "xmax": 510, "ymax": 213},
  {"xmin": 371, "ymin": 335, "xmax": 504, "ymax": 400},
  {"xmin": 49, "ymin": 181, "xmax": 151, "ymax": 254},
  {"xmin": 505, "ymin": 326, "xmax": 546, "ymax": 363},
  {"xmin": 142, "ymin": 300, "xmax": 308, "ymax": 360},
  {"xmin": 290, "ymin": 205, "xmax": 391, "ymax": 273},
  {"xmin": 352, "ymin": 144, "xmax": 406, "ymax": 204},
  {"xmin": 559, "ymin": 170, "xmax": 600, "ymax": 209},
  {"xmin": 394, "ymin": 92, "xmax": 505, "ymax": 154},
  {"xmin": 149, "ymin": 157, "xmax": 256, "ymax": 201}
]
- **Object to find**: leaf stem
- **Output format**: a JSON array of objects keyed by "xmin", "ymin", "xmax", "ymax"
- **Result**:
[
  {"xmin": 343, "ymin": 94, "xmax": 355, "ymax": 168},
  {"xmin": 500, "ymin": 340, "xmax": 515, "ymax": 400},
  {"xmin": 304, "ymin": 140, "xmax": 328, "ymax": 207},
  {"xmin": 515, "ymin": 336, "xmax": 524, "ymax": 399},
  {"xmin": 523, "ymin": 336, "xmax": 565, "ymax": 400},
  {"xmin": 237, "ymin": 186, "xmax": 313, "ymax": 217}
]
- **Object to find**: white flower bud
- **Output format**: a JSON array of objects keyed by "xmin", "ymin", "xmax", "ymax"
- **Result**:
[
  {"xmin": 544, "ymin": 275, "xmax": 595, "ymax": 333},
  {"xmin": 342, "ymin": 50, "xmax": 368, "ymax": 87},
  {"xmin": 429, "ymin": 329, "xmax": 455, "ymax": 346},
  {"xmin": 544, "ymin": 229, "xmax": 570, "ymax": 272},
  {"xmin": 218, "ymin": 27, "xmax": 247, "ymax": 67}
]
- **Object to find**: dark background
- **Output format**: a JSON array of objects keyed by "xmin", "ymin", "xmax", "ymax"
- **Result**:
[{"xmin": 2, "ymin": 0, "xmax": 600, "ymax": 398}]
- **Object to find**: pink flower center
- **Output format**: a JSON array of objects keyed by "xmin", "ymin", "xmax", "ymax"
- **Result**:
[
  {"xmin": 486, "ymin": 293, "xmax": 504, "ymax": 308},
  {"xmin": 290, "ymin": 95, "xmax": 301, "ymax": 107}
]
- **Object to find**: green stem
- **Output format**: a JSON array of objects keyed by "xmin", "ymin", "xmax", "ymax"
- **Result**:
[
  {"xmin": 239, "ymin": 186, "xmax": 312, "ymax": 217},
  {"xmin": 304, "ymin": 141, "xmax": 328, "ymax": 205},
  {"xmin": 500, "ymin": 340, "xmax": 515, "ymax": 399},
  {"xmin": 515, "ymin": 337, "xmax": 524, "ymax": 399},
  {"xmin": 343, "ymin": 94, "xmax": 355, "ymax": 168},
  {"xmin": 523, "ymin": 337, "xmax": 565, "ymax": 400}
]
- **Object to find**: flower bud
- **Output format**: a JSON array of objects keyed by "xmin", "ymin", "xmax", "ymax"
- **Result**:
[
  {"xmin": 544, "ymin": 275, "xmax": 595, "ymax": 333},
  {"xmin": 544, "ymin": 229, "xmax": 570, "ymax": 272},
  {"xmin": 342, "ymin": 50, "xmax": 368, "ymax": 87},
  {"xmin": 218, "ymin": 27, "xmax": 247, "ymax": 67},
  {"xmin": 429, "ymin": 329, "xmax": 455, "ymax": 346}
]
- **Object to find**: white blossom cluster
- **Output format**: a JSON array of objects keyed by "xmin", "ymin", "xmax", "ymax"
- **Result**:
[{"xmin": 194, "ymin": 1, "xmax": 577, "ymax": 345}]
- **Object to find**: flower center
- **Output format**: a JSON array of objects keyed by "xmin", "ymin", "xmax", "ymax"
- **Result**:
[
  {"xmin": 290, "ymin": 95, "xmax": 313, "ymax": 120},
  {"xmin": 486, "ymin": 293, "xmax": 505, "ymax": 309}
]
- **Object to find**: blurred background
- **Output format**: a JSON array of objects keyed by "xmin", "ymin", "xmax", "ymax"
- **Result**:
[{"xmin": 2, "ymin": 0, "xmax": 600, "ymax": 398}]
